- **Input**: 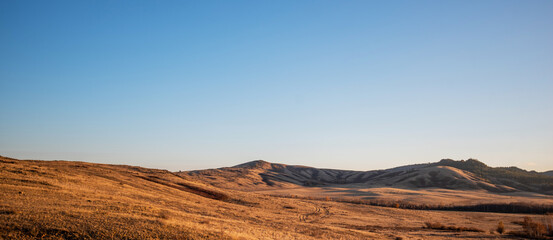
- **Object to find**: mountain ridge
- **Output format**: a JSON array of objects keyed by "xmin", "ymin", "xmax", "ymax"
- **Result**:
[{"xmin": 182, "ymin": 159, "xmax": 553, "ymax": 195}]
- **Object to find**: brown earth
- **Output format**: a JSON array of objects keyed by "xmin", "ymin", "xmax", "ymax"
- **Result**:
[{"xmin": 1, "ymin": 156, "xmax": 551, "ymax": 239}]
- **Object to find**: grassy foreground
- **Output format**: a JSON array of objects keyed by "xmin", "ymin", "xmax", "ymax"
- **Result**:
[{"xmin": 1, "ymin": 156, "xmax": 550, "ymax": 239}]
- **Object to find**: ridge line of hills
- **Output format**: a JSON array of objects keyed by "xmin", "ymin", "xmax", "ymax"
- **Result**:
[{"xmin": 183, "ymin": 158, "xmax": 553, "ymax": 195}]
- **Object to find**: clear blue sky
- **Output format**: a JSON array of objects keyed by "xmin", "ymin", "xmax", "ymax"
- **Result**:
[{"xmin": 1, "ymin": 0, "xmax": 552, "ymax": 171}]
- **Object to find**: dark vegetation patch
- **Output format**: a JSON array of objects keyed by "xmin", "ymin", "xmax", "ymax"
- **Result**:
[
  {"xmin": 337, "ymin": 223, "xmax": 420, "ymax": 232},
  {"xmin": 508, "ymin": 216, "xmax": 553, "ymax": 239},
  {"xmin": 423, "ymin": 222, "xmax": 484, "ymax": 232},
  {"xmin": 277, "ymin": 194, "xmax": 553, "ymax": 214}
]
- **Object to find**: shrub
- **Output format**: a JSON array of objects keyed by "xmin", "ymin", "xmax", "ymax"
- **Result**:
[
  {"xmin": 510, "ymin": 217, "xmax": 552, "ymax": 239},
  {"xmin": 497, "ymin": 221, "xmax": 504, "ymax": 234},
  {"xmin": 522, "ymin": 217, "xmax": 547, "ymax": 238}
]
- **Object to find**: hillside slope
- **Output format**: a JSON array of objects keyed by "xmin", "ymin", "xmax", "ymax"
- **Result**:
[
  {"xmin": 434, "ymin": 159, "xmax": 553, "ymax": 194},
  {"xmin": 1, "ymin": 156, "xmax": 549, "ymax": 239},
  {"xmin": 0, "ymin": 156, "xmax": 377, "ymax": 239},
  {"xmin": 183, "ymin": 159, "xmax": 549, "ymax": 194}
]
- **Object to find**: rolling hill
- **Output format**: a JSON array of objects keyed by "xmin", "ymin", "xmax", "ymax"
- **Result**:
[
  {"xmin": 182, "ymin": 159, "xmax": 553, "ymax": 195},
  {"xmin": 2, "ymin": 155, "xmax": 552, "ymax": 239}
]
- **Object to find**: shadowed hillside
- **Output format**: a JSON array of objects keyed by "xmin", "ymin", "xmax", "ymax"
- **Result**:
[
  {"xmin": 183, "ymin": 159, "xmax": 553, "ymax": 195},
  {"xmin": 434, "ymin": 159, "xmax": 553, "ymax": 194}
]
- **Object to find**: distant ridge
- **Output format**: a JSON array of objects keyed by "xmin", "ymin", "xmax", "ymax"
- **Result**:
[
  {"xmin": 233, "ymin": 160, "xmax": 280, "ymax": 169},
  {"xmin": 181, "ymin": 159, "xmax": 553, "ymax": 195},
  {"xmin": 433, "ymin": 159, "xmax": 553, "ymax": 193}
]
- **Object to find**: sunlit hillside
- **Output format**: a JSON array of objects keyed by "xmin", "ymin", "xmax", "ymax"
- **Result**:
[{"xmin": 2, "ymin": 156, "xmax": 552, "ymax": 239}]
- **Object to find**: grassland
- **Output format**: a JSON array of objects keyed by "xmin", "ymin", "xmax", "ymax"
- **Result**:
[{"xmin": 1, "ymin": 156, "xmax": 552, "ymax": 239}]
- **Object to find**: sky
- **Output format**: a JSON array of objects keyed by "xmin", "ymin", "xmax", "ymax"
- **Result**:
[{"xmin": 1, "ymin": 0, "xmax": 552, "ymax": 171}]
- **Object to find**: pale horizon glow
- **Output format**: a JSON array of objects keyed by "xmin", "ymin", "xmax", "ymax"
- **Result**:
[{"xmin": 1, "ymin": 1, "xmax": 552, "ymax": 172}]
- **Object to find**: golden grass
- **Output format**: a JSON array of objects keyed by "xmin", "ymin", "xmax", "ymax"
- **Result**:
[
  {"xmin": 508, "ymin": 215, "xmax": 553, "ymax": 239},
  {"xmin": 1, "ymin": 156, "xmax": 549, "ymax": 239}
]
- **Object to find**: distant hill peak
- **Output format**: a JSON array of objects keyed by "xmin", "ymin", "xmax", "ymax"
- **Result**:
[
  {"xmin": 437, "ymin": 158, "xmax": 488, "ymax": 168},
  {"xmin": 233, "ymin": 160, "xmax": 279, "ymax": 169}
]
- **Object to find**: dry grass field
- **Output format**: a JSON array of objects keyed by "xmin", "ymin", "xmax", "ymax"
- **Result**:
[
  {"xmin": 254, "ymin": 186, "xmax": 553, "ymax": 207},
  {"xmin": 1, "ymin": 155, "xmax": 552, "ymax": 239}
]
